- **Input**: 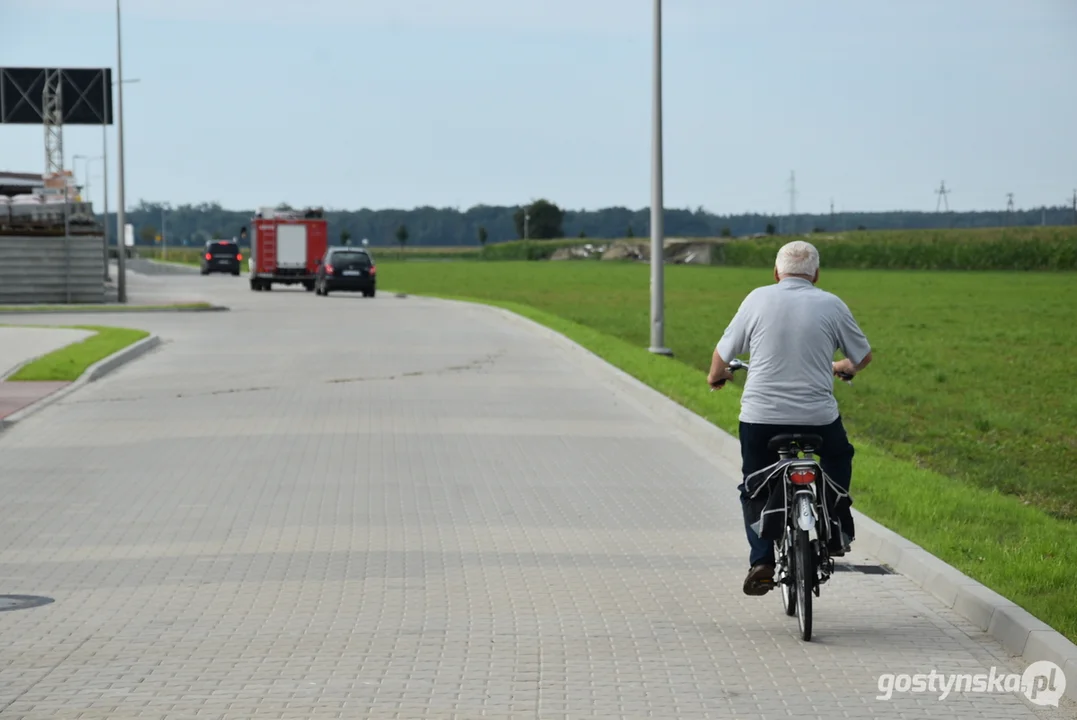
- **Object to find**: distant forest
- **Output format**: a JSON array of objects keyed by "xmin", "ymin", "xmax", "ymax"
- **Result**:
[{"xmin": 106, "ymin": 200, "xmax": 1077, "ymax": 248}]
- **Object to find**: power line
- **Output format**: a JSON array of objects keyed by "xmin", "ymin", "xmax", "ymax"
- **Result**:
[{"xmin": 787, "ymin": 171, "xmax": 797, "ymax": 235}]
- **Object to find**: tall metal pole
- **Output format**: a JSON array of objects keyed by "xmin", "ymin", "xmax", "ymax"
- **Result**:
[
  {"xmin": 102, "ymin": 123, "xmax": 111, "ymax": 281},
  {"xmin": 58, "ymin": 78, "xmax": 71, "ymax": 304},
  {"xmin": 115, "ymin": 0, "xmax": 127, "ymax": 302},
  {"xmin": 101, "ymin": 74, "xmax": 111, "ymax": 282},
  {"xmin": 648, "ymin": 0, "xmax": 671, "ymax": 355}
]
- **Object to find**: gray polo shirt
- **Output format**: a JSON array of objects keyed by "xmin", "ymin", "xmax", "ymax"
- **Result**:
[{"xmin": 716, "ymin": 277, "xmax": 871, "ymax": 426}]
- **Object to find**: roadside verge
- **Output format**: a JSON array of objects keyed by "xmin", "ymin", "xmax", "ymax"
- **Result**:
[{"xmin": 0, "ymin": 329, "xmax": 161, "ymax": 432}]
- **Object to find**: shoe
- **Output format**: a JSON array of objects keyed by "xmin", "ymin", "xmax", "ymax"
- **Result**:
[
  {"xmin": 827, "ymin": 532, "xmax": 853, "ymax": 558},
  {"xmin": 743, "ymin": 563, "xmax": 775, "ymax": 596}
]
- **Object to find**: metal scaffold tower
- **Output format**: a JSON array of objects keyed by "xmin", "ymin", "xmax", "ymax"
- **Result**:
[{"xmin": 43, "ymin": 69, "xmax": 65, "ymax": 177}]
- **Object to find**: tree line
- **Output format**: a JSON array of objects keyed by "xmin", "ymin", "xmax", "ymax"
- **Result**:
[{"xmin": 108, "ymin": 198, "xmax": 1077, "ymax": 249}]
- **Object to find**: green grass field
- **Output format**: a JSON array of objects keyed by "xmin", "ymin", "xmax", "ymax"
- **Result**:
[
  {"xmin": 6, "ymin": 325, "xmax": 150, "ymax": 381},
  {"xmin": 376, "ymin": 259, "xmax": 1077, "ymax": 642}
]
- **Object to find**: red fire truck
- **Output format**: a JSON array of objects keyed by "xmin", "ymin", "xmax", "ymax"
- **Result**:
[{"xmin": 247, "ymin": 207, "xmax": 328, "ymax": 292}]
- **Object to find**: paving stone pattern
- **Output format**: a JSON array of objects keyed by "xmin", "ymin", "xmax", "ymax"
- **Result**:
[{"xmin": 0, "ymin": 276, "xmax": 1073, "ymax": 719}]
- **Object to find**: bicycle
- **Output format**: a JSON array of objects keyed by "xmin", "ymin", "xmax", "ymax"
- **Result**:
[{"xmin": 712, "ymin": 359, "xmax": 853, "ymax": 641}]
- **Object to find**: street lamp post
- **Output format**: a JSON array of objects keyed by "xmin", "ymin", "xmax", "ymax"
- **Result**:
[
  {"xmin": 104, "ymin": 78, "xmax": 138, "ymax": 282},
  {"xmin": 73, "ymin": 155, "xmax": 101, "ymax": 209},
  {"xmin": 115, "ymin": 0, "xmax": 129, "ymax": 303},
  {"xmin": 74, "ymin": 154, "xmax": 107, "ymax": 280},
  {"xmin": 649, "ymin": 0, "xmax": 672, "ymax": 355}
]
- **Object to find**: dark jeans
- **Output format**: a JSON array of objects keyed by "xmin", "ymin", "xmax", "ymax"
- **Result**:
[{"xmin": 738, "ymin": 417, "xmax": 855, "ymax": 567}]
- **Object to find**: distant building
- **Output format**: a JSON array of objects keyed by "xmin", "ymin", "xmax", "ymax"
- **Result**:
[{"xmin": 0, "ymin": 171, "xmax": 44, "ymax": 198}]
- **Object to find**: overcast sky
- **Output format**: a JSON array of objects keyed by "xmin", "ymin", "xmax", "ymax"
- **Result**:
[{"xmin": 1, "ymin": 0, "xmax": 1074, "ymax": 214}]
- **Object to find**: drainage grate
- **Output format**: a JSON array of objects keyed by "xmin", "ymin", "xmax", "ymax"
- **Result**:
[
  {"xmin": 833, "ymin": 564, "xmax": 893, "ymax": 575},
  {"xmin": 394, "ymin": 293, "xmax": 408, "ymax": 299},
  {"xmin": 0, "ymin": 595, "xmax": 55, "ymax": 612}
]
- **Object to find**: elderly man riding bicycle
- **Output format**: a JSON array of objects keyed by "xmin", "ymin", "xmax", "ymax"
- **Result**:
[{"xmin": 708, "ymin": 240, "xmax": 873, "ymax": 596}]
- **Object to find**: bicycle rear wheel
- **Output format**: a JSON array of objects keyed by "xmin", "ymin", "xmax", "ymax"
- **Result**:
[
  {"xmin": 795, "ymin": 528, "xmax": 813, "ymax": 641},
  {"xmin": 779, "ymin": 534, "xmax": 795, "ymax": 616}
]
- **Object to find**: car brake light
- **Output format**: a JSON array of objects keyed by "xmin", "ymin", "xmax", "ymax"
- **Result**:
[
  {"xmin": 237, "ymin": 253, "xmax": 243, "ymax": 261},
  {"xmin": 204, "ymin": 252, "xmax": 212, "ymax": 260},
  {"xmin": 790, "ymin": 468, "xmax": 816, "ymax": 485},
  {"xmin": 369, "ymin": 265, "xmax": 376, "ymax": 275},
  {"xmin": 325, "ymin": 264, "xmax": 334, "ymax": 274}
]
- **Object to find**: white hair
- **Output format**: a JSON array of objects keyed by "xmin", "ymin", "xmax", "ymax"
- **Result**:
[{"xmin": 775, "ymin": 240, "xmax": 820, "ymax": 277}]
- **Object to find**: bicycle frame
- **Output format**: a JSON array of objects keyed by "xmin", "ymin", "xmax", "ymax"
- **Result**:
[
  {"xmin": 772, "ymin": 437, "xmax": 836, "ymax": 642},
  {"xmin": 777, "ymin": 456, "xmax": 835, "ymax": 588},
  {"xmin": 716, "ymin": 359, "xmax": 851, "ymax": 641}
]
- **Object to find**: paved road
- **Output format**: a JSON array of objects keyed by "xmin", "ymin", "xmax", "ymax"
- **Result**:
[
  {"xmin": 100, "ymin": 259, "xmax": 212, "ymax": 305},
  {"xmin": 124, "ymin": 258, "xmax": 200, "ymax": 276},
  {"xmin": 0, "ymin": 265, "xmax": 1072, "ymax": 719}
]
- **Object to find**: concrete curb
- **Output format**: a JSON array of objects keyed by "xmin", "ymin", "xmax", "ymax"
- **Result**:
[
  {"xmin": 0, "ymin": 330, "xmax": 89, "ymax": 382},
  {"xmin": 140, "ymin": 259, "xmax": 200, "ymax": 273},
  {"xmin": 455, "ymin": 299, "xmax": 1077, "ymax": 703},
  {"xmin": 0, "ymin": 306, "xmax": 228, "ymax": 315},
  {"xmin": 0, "ymin": 334, "xmax": 161, "ymax": 432}
]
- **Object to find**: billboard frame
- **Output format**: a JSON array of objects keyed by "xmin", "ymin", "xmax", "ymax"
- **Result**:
[{"xmin": 0, "ymin": 67, "xmax": 113, "ymax": 125}]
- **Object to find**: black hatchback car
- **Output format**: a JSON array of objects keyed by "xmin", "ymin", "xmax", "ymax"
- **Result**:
[
  {"xmin": 315, "ymin": 247, "xmax": 376, "ymax": 297},
  {"xmin": 200, "ymin": 240, "xmax": 242, "ymax": 276}
]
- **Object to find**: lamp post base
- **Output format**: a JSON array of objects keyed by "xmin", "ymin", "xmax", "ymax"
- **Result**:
[{"xmin": 648, "ymin": 346, "xmax": 674, "ymax": 356}]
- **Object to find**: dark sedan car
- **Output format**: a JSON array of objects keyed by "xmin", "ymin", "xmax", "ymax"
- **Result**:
[
  {"xmin": 314, "ymin": 247, "xmax": 376, "ymax": 297},
  {"xmin": 200, "ymin": 240, "xmax": 242, "ymax": 276}
]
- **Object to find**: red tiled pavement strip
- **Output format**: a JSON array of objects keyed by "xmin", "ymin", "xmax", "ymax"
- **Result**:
[{"xmin": 0, "ymin": 381, "xmax": 70, "ymax": 420}]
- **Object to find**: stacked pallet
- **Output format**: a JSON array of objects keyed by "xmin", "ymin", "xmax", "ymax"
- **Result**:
[{"xmin": 0, "ymin": 194, "xmax": 101, "ymax": 236}]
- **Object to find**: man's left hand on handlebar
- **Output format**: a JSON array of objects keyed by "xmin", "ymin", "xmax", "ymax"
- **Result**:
[
  {"xmin": 707, "ymin": 366, "xmax": 734, "ymax": 389},
  {"xmin": 702, "ymin": 359, "xmax": 736, "ymax": 387}
]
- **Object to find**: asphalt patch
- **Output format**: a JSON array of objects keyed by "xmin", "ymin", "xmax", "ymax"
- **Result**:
[{"xmin": 0, "ymin": 595, "xmax": 55, "ymax": 612}]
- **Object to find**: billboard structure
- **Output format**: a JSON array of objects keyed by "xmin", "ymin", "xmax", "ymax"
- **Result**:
[
  {"xmin": 1, "ymin": 67, "xmax": 114, "ymax": 181},
  {"xmin": 0, "ymin": 68, "xmax": 113, "ymax": 125}
]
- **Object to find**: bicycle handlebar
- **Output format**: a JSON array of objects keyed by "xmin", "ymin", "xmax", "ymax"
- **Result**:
[{"xmin": 710, "ymin": 359, "xmax": 854, "ymax": 391}]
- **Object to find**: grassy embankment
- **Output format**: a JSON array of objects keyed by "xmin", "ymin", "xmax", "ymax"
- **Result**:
[
  {"xmin": 137, "ymin": 226, "xmax": 1077, "ymax": 269},
  {"xmin": 138, "ymin": 244, "xmax": 480, "ymax": 271}
]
